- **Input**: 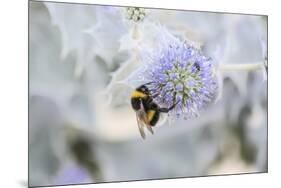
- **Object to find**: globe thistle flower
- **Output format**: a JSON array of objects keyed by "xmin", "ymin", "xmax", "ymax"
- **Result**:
[
  {"xmin": 134, "ymin": 28, "xmax": 219, "ymax": 120},
  {"xmin": 125, "ymin": 7, "xmax": 147, "ymax": 22}
]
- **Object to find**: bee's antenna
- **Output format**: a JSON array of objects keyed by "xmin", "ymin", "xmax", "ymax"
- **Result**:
[
  {"xmin": 151, "ymin": 92, "xmax": 160, "ymax": 98},
  {"xmin": 144, "ymin": 81, "xmax": 155, "ymax": 86}
]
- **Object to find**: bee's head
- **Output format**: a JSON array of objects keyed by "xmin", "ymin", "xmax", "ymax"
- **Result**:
[{"xmin": 136, "ymin": 85, "xmax": 150, "ymax": 95}]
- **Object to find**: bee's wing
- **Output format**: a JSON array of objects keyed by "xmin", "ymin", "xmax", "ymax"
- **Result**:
[
  {"xmin": 136, "ymin": 114, "xmax": 146, "ymax": 139},
  {"xmin": 145, "ymin": 122, "xmax": 154, "ymax": 135},
  {"xmin": 139, "ymin": 101, "xmax": 154, "ymax": 135}
]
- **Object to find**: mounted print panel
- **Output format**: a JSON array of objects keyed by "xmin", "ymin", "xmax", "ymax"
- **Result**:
[{"xmin": 29, "ymin": 1, "xmax": 268, "ymax": 187}]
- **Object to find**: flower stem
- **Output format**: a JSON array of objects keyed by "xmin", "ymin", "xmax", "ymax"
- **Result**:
[
  {"xmin": 218, "ymin": 61, "xmax": 267, "ymax": 72},
  {"xmin": 131, "ymin": 23, "xmax": 140, "ymax": 40}
]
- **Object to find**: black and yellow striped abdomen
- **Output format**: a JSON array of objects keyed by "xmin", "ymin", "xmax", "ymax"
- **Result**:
[{"xmin": 146, "ymin": 110, "xmax": 159, "ymax": 126}]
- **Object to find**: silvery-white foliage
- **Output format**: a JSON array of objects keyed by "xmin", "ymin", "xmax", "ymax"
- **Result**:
[
  {"xmin": 29, "ymin": 3, "xmax": 98, "ymax": 186},
  {"xmin": 29, "ymin": 2, "xmax": 267, "ymax": 186},
  {"xmin": 30, "ymin": 2, "xmax": 97, "ymax": 132},
  {"xmin": 29, "ymin": 95, "xmax": 102, "ymax": 186},
  {"xmin": 29, "ymin": 95, "xmax": 66, "ymax": 186},
  {"xmin": 45, "ymin": 2, "xmax": 97, "ymax": 60},
  {"xmin": 83, "ymin": 6, "xmax": 128, "ymax": 69}
]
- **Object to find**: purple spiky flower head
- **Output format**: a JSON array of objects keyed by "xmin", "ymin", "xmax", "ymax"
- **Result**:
[{"xmin": 136, "ymin": 27, "xmax": 219, "ymax": 119}]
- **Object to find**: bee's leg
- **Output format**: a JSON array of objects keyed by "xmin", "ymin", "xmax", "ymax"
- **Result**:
[
  {"xmin": 158, "ymin": 101, "xmax": 179, "ymax": 113},
  {"xmin": 158, "ymin": 107, "xmax": 171, "ymax": 113}
]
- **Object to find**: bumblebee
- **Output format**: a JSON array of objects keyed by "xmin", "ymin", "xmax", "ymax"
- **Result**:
[{"xmin": 131, "ymin": 82, "xmax": 177, "ymax": 139}]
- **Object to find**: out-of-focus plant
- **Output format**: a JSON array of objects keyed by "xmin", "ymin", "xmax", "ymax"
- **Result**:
[{"xmin": 29, "ymin": 2, "xmax": 267, "ymax": 186}]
